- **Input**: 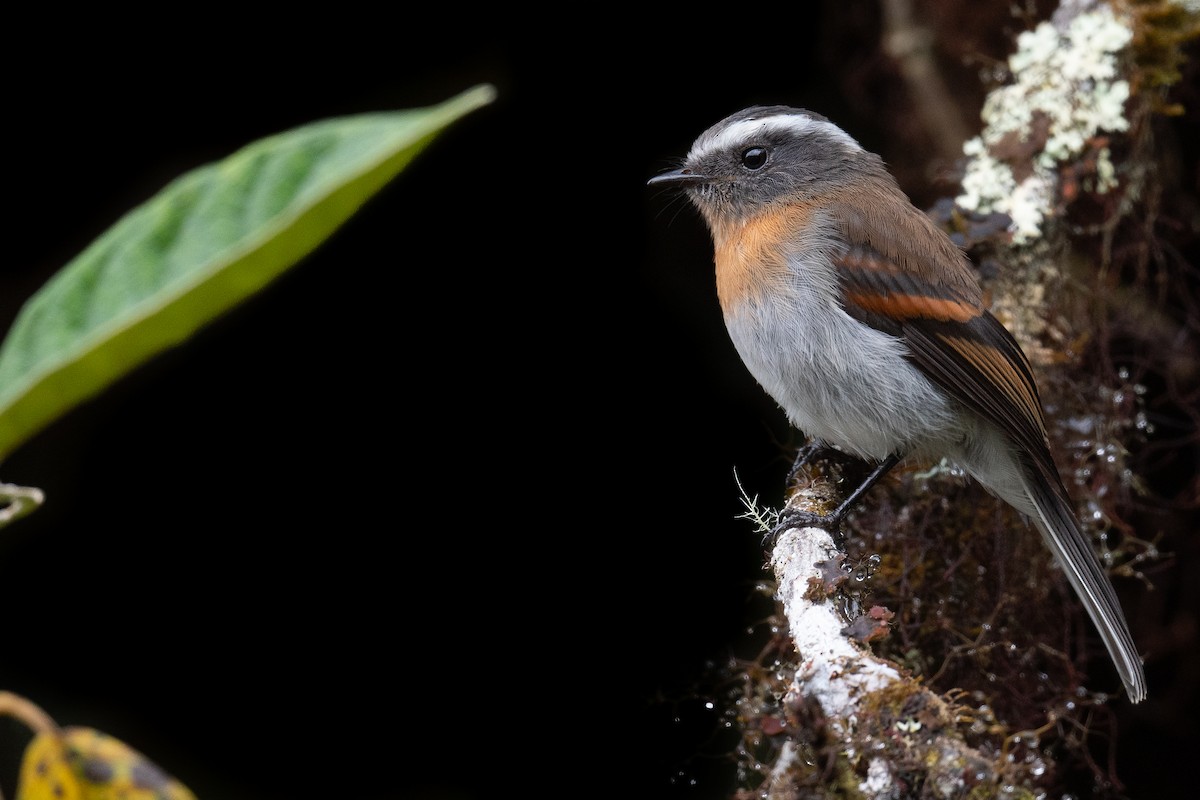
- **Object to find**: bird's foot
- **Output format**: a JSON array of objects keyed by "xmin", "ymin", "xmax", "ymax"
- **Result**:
[
  {"xmin": 786, "ymin": 439, "xmax": 833, "ymax": 486},
  {"xmin": 763, "ymin": 506, "xmax": 848, "ymax": 547}
]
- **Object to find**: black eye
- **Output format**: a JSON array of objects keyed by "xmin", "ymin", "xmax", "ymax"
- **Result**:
[{"xmin": 741, "ymin": 146, "xmax": 768, "ymax": 170}]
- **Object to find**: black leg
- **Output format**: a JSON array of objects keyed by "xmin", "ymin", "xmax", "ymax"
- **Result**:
[
  {"xmin": 786, "ymin": 438, "xmax": 828, "ymax": 485},
  {"xmin": 767, "ymin": 452, "xmax": 902, "ymax": 544}
]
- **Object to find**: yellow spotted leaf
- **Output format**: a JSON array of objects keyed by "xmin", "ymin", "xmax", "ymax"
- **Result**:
[{"xmin": 17, "ymin": 727, "xmax": 197, "ymax": 800}]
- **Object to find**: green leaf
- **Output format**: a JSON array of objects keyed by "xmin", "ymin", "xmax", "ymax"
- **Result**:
[{"xmin": 0, "ymin": 84, "xmax": 495, "ymax": 464}]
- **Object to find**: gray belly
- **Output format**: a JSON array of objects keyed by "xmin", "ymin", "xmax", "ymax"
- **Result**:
[{"xmin": 723, "ymin": 298, "xmax": 964, "ymax": 461}]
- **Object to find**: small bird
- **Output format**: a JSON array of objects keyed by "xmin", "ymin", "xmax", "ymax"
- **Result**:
[{"xmin": 648, "ymin": 105, "xmax": 1147, "ymax": 703}]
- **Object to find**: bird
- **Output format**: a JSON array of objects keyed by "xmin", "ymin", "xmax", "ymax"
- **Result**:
[{"xmin": 647, "ymin": 105, "xmax": 1147, "ymax": 703}]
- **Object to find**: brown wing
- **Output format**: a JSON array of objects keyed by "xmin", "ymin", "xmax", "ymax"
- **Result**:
[
  {"xmin": 830, "ymin": 198, "xmax": 1146, "ymax": 700},
  {"xmin": 831, "ymin": 205, "xmax": 1062, "ymax": 494}
]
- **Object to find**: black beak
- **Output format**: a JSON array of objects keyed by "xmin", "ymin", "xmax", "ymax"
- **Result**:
[{"xmin": 647, "ymin": 167, "xmax": 706, "ymax": 187}]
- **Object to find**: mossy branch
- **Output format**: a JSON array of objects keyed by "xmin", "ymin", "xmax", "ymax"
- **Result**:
[{"xmin": 760, "ymin": 477, "xmax": 1034, "ymax": 799}]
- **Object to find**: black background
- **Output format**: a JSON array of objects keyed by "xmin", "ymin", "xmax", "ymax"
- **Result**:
[{"xmin": 1, "ymin": 5, "xmax": 1196, "ymax": 799}]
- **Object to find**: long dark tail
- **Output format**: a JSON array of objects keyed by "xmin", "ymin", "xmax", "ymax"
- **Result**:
[{"xmin": 1020, "ymin": 470, "xmax": 1147, "ymax": 702}]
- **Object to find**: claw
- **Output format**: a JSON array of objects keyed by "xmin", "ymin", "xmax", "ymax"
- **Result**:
[
  {"xmin": 768, "ymin": 452, "xmax": 903, "ymax": 548},
  {"xmin": 764, "ymin": 506, "xmax": 849, "ymax": 546}
]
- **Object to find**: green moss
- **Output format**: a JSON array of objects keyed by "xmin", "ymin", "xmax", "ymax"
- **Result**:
[{"xmin": 1123, "ymin": 0, "xmax": 1200, "ymax": 111}]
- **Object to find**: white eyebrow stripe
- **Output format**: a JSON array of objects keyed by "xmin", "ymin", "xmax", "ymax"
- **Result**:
[{"xmin": 689, "ymin": 113, "xmax": 862, "ymax": 160}]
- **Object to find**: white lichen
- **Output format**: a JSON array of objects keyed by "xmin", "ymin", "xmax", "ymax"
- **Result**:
[
  {"xmin": 859, "ymin": 758, "xmax": 897, "ymax": 797},
  {"xmin": 1007, "ymin": 175, "xmax": 1056, "ymax": 242},
  {"xmin": 956, "ymin": 3, "xmax": 1133, "ymax": 243},
  {"xmin": 771, "ymin": 525, "xmax": 901, "ymax": 725}
]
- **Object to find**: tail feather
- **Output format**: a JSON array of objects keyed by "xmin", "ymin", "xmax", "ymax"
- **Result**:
[{"xmin": 1020, "ymin": 472, "xmax": 1147, "ymax": 702}]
